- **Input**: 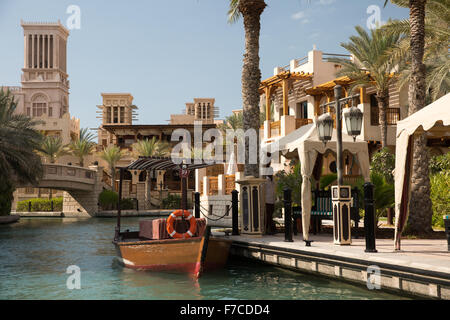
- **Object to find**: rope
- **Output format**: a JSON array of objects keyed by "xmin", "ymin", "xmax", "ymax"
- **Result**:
[{"xmin": 198, "ymin": 204, "xmax": 233, "ymax": 222}]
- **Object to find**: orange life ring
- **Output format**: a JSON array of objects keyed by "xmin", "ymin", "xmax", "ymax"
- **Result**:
[{"xmin": 166, "ymin": 210, "xmax": 197, "ymax": 239}]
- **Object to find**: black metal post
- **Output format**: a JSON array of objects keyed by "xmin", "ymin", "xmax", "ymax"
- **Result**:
[
  {"xmin": 364, "ymin": 182, "xmax": 377, "ymax": 252},
  {"xmin": 194, "ymin": 192, "xmax": 200, "ymax": 219},
  {"xmin": 115, "ymin": 168, "xmax": 124, "ymax": 242},
  {"xmin": 283, "ymin": 188, "xmax": 293, "ymax": 242},
  {"xmin": 28, "ymin": 201, "xmax": 31, "ymax": 212},
  {"xmin": 334, "ymin": 85, "xmax": 344, "ymax": 186},
  {"xmin": 232, "ymin": 190, "xmax": 239, "ymax": 236},
  {"xmin": 51, "ymin": 200, "xmax": 54, "ymax": 212}
]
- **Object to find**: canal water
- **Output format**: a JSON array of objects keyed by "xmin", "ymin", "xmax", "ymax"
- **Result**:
[{"xmin": 0, "ymin": 217, "xmax": 409, "ymax": 300}]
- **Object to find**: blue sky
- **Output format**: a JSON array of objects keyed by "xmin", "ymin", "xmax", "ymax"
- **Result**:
[{"xmin": 0, "ymin": 0, "xmax": 408, "ymax": 132}]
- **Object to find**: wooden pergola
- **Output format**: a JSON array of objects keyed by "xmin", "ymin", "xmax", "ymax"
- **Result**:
[{"xmin": 259, "ymin": 71, "xmax": 313, "ymax": 120}]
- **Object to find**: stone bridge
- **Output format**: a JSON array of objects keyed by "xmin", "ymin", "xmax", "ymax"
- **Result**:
[{"xmin": 18, "ymin": 164, "xmax": 107, "ymax": 217}]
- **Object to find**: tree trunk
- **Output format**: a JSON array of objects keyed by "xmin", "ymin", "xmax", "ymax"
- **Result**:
[
  {"xmin": 111, "ymin": 167, "xmax": 116, "ymax": 192},
  {"xmin": 376, "ymin": 92, "xmax": 389, "ymax": 148},
  {"xmin": 405, "ymin": 0, "xmax": 433, "ymax": 235},
  {"xmin": 240, "ymin": 0, "xmax": 266, "ymax": 178}
]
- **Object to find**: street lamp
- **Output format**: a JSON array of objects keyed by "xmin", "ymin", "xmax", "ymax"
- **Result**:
[
  {"xmin": 343, "ymin": 105, "xmax": 363, "ymax": 142},
  {"xmin": 316, "ymin": 85, "xmax": 362, "ymax": 245},
  {"xmin": 316, "ymin": 112, "xmax": 334, "ymax": 145}
]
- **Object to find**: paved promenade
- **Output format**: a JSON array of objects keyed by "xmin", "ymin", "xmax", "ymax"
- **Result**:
[{"xmin": 223, "ymin": 232, "xmax": 450, "ymax": 299}]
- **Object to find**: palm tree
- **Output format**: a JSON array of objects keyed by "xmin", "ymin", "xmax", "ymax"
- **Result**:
[
  {"xmin": 133, "ymin": 137, "xmax": 170, "ymax": 158},
  {"xmin": 386, "ymin": 0, "xmax": 434, "ymax": 235},
  {"xmin": 383, "ymin": 0, "xmax": 449, "ymax": 101},
  {"xmin": 0, "ymin": 89, "xmax": 43, "ymax": 215},
  {"xmin": 69, "ymin": 128, "xmax": 96, "ymax": 167},
  {"xmin": 228, "ymin": 0, "xmax": 267, "ymax": 177},
  {"xmin": 40, "ymin": 135, "xmax": 69, "ymax": 164},
  {"xmin": 99, "ymin": 145, "xmax": 124, "ymax": 192},
  {"xmin": 329, "ymin": 25, "xmax": 403, "ymax": 148},
  {"xmin": 39, "ymin": 135, "xmax": 69, "ymax": 199},
  {"xmin": 133, "ymin": 137, "xmax": 170, "ymax": 208}
]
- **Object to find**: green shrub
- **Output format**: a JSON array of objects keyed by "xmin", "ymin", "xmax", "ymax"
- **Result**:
[
  {"xmin": 274, "ymin": 160, "xmax": 302, "ymax": 206},
  {"xmin": 98, "ymin": 190, "xmax": 137, "ymax": 210},
  {"xmin": 98, "ymin": 190, "xmax": 118, "ymax": 210},
  {"xmin": 429, "ymin": 152, "xmax": 450, "ymax": 174},
  {"xmin": 370, "ymin": 147, "xmax": 395, "ymax": 183},
  {"xmin": 161, "ymin": 194, "xmax": 191, "ymax": 210},
  {"xmin": 16, "ymin": 197, "xmax": 63, "ymax": 212},
  {"xmin": 430, "ymin": 171, "xmax": 450, "ymax": 228},
  {"xmin": 120, "ymin": 198, "xmax": 136, "ymax": 210}
]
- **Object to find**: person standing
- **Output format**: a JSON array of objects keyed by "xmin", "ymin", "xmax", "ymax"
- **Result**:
[{"xmin": 265, "ymin": 175, "xmax": 276, "ymax": 234}]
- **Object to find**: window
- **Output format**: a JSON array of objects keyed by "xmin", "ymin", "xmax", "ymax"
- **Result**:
[
  {"xmin": 386, "ymin": 108, "xmax": 401, "ymax": 125},
  {"xmin": 370, "ymin": 94, "xmax": 379, "ymax": 126},
  {"xmin": 48, "ymin": 107, "xmax": 53, "ymax": 117},
  {"xmin": 113, "ymin": 107, "xmax": 118, "ymax": 123},
  {"xmin": 370, "ymin": 94, "xmax": 400, "ymax": 125},
  {"xmin": 106, "ymin": 107, "xmax": 111, "ymax": 123},
  {"xmin": 120, "ymin": 107, "xmax": 124, "ymax": 123},
  {"xmin": 296, "ymin": 101, "xmax": 308, "ymax": 119},
  {"xmin": 32, "ymin": 102, "xmax": 47, "ymax": 117}
]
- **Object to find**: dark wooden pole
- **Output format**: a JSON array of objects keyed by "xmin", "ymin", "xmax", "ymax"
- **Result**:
[
  {"xmin": 181, "ymin": 176, "xmax": 187, "ymax": 211},
  {"xmin": 194, "ymin": 192, "xmax": 200, "ymax": 219}
]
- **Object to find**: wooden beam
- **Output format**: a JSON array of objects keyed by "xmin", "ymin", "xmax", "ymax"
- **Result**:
[
  {"xmin": 314, "ymin": 95, "xmax": 322, "ymax": 116},
  {"xmin": 359, "ymin": 87, "xmax": 368, "ymax": 104},
  {"xmin": 265, "ymin": 87, "xmax": 271, "ymax": 121},
  {"xmin": 282, "ymin": 79, "xmax": 289, "ymax": 116}
]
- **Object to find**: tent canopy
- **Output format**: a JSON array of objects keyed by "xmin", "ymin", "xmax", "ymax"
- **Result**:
[
  {"xmin": 394, "ymin": 93, "xmax": 450, "ymax": 250},
  {"xmin": 265, "ymin": 123, "xmax": 370, "ymax": 241}
]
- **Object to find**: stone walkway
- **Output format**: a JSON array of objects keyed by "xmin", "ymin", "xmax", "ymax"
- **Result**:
[{"xmin": 224, "ymin": 233, "xmax": 450, "ymax": 275}]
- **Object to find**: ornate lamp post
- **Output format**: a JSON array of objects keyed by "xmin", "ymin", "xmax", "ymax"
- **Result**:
[{"xmin": 316, "ymin": 85, "xmax": 363, "ymax": 245}]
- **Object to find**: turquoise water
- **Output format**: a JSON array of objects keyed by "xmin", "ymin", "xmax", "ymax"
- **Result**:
[{"xmin": 0, "ymin": 218, "xmax": 408, "ymax": 300}]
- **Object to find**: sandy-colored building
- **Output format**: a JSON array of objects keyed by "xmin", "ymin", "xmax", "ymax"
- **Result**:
[
  {"xmin": 259, "ymin": 47, "xmax": 408, "ymax": 177},
  {"xmin": 2, "ymin": 21, "xmax": 81, "ymax": 203},
  {"xmin": 96, "ymin": 94, "xmax": 221, "ymax": 208},
  {"xmin": 4, "ymin": 21, "xmax": 80, "ymax": 144},
  {"xmin": 170, "ymin": 98, "xmax": 219, "ymax": 125}
]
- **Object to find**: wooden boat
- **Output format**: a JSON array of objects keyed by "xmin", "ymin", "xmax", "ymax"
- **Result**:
[
  {"xmin": 0, "ymin": 214, "xmax": 20, "ymax": 225},
  {"xmin": 113, "ymin": 226, "xmax": 231, "ymax": 277},
  {"xmin": 112, "ymin": 157, "xmax": 232, "ymax": 277}
]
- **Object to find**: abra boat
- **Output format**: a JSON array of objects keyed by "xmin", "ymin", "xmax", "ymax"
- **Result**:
[{"xmin": 113, "ymin": 157, "xmax": 231, "ymax": 278}]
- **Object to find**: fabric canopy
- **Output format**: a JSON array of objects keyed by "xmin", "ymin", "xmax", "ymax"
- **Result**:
[
  {"xmin": 394, "ymin": 93, "xmax": 450, "ymax": 250},
  {"xmin": 265, "ymin": 123, "xmax": 370, "ymax": 241}
]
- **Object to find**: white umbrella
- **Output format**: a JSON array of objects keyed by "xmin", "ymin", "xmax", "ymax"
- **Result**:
[{"xmin": 226, "ymin": 148, "xmax": 238, "ymax": 175}]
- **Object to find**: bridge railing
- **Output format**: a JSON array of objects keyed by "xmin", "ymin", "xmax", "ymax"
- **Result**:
[{"xmin": 43, "ymin": 164, "xmax": 97, "ymax": 184}]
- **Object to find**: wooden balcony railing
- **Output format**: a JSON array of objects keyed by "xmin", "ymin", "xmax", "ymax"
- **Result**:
[
  {"xmin": 371, "ymin": 108, "xmax": 401, "ymax": 126},
  {"xmin": 295, "ymin": 118, "xmax": 313, "ymax": 129},
  {"xmin": 225, "ymin": 175, "xmax": 235, "ymax": 195},
  {"xmin": 386, "ymin": 108, "xmax": 401, "ymax": 125},
  {"xmin": 270, "ymin": 120, "xmax": 281, "ymax": 136},
  {"xmin": 208, "ymin": 177, "xmax": 218, "ymax": 195}
]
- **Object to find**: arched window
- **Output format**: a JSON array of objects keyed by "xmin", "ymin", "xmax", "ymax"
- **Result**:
[
  {"xmin": 123, "ymin": 170, "xmax": 132, "ymax": 181},
  {"xmin": 31, "ymin": 94, "xmax": 48, "ymax": 117},
  {"xmin": 138, "ymin": 171, "xmax": 147, "ymax": 182}
]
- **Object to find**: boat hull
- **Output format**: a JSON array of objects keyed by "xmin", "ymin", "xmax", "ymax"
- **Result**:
[{"xmin": 114, "ymin": 236, "xmax": 231, "ymax": 276}]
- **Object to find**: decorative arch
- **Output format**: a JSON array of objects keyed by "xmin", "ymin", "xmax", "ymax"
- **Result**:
[{"xmin": 30, "ymin": 92, "xmax": 50, "ymax": 117}]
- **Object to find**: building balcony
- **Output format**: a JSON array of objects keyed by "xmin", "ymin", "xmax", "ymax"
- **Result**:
[{"xmin": 263, "ymin": 116, "xmax": 313, "ymax": 141}]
